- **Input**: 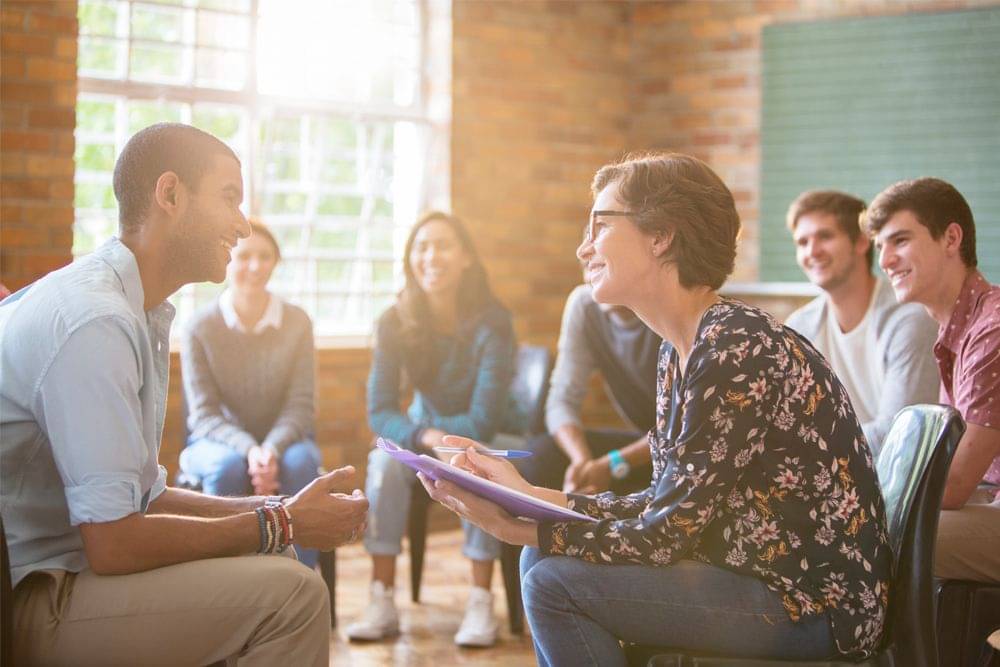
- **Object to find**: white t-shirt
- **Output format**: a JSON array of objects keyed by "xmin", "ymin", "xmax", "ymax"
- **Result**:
[{"xmin": 815, "ymin": 282, "xmax": 886, "ymax": 426}]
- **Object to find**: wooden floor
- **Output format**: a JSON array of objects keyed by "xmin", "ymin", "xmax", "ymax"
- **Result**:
[{"xmin": 329, "ymin": 528, "xmax": 537, "ymax": 666}]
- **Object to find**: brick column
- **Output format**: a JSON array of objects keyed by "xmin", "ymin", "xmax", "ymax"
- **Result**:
[{"xmin": 0, "ymin": 1, "xmax": 78, "ymax": 292}]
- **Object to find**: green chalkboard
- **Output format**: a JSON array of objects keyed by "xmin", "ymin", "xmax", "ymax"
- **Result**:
[{"xmin": 760, "ymin": 8, "xmax": 1000, "ymax": 283}]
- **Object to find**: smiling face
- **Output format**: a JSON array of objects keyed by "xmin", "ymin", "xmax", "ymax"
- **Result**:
[
  {"xmin": 228, "ymin": 231, "xmax": 278, "ymax": 296},
  {"xmin": 172, "ymin": 154, "xmax": 250, "ymax": 284},
  {"xmin": 407, "ymin": 218, "xmax": 473, "ymax": 299},
  {"xmin": 793, "ymin": 212, "xmax": 869, "ymax": 292},
  {"xmin": 875, "ymin": 209, "xmax": 952, "ymax": 306},
  {"xmin": 577, "ymin": 181, "xmax": 658, "ymax": 306}
]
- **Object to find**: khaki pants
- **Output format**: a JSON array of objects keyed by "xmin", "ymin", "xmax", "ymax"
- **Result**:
[
  {"xmin": 13, "ymin": 554, "xmax": 330, "ymax": 667},
  {"xmin": 935, "ymin": 488, "xmax": 1000, "ymax": 583}
]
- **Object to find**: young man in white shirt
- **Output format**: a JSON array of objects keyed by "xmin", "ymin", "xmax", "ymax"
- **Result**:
[{"xmin": 784, "ymin": 190, "xmax": 939, "ymax": 454}]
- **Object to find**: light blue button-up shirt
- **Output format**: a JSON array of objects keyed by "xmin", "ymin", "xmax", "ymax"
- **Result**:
[{"xmin": 0, "ymin": 238, "xmax": 173, "ymax": 586}]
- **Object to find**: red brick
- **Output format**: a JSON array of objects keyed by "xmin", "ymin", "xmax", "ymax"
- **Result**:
[
  {"xmin": 1, "ymin": 107, "xmax": 25, "ymax": 128},
  {"xmin": 0, "ymin": 81, "xmax": 53, "ymax": 105},
  {"xmin": 1, "ymin": 54, "xmax": 26, "ymax": 79},
  {"xmin": 55, "ymin": 133, "xmax": 75, "ymax": 155},
  {"xmin": 2, "ymin": 32, "xmax": 55, "ymax": 56},
  {"xmin": 25, "ymin": 13, "xmax": 77, "ymax": 35},
  {"xmin": 25, "ymin": 154, "xmax": 75, "ymax": 177},
  {"xmin": 0, "ymin": 154, "xmax": 26, "ymax": 177},
  {"xmin": 27, "ymin": 107, "xmax": 75, "ymax": 129},
  {"xmin": 26, "ymin": 57, "xmax": 76, "ymax": 82},
  {"xmin": 1, "ymin": 206, "xmax": 24, "ymax": 224},
  {"xmin": 55, "ymin": 36, "xmax": 76, "ymax": 60},
  {"xmin": 1, "ymin": 129, "xmax": 52, "ymax": 152},
  {"xmin": 1, "ymin": 178, "xmax": 48, "ymax": 200},
  {"xmin": 48, "ymin": 181, "xmax": 74, "ymax": 202},
  {"xmin": 0, "ymin": 7, "xmax": 26, "ymax": 31},
  {"xmin": 21, "ymin": 252, "xmax": 72, "ymax": 279},
  {"xmin": 0, "ymin": 225, "xmax": 49, "ymax": 247},
  {"xmin": 23, "ymin": 205, "xmax": 75, "ymax": 227}
]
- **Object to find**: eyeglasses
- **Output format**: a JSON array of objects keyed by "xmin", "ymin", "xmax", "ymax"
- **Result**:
[{"xmin": 585, "ymin": 210, "xmax": 632, "ymax": 243}]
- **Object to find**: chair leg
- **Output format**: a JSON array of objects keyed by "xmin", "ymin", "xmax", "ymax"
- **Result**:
[
  {"xmin": 408, "ymin": 485, "xmax": 431, "ymax": 603},
  {"xmin": 318, "ymin": 550, "xmax": 337, "ymax": 628},
  {"xmin": 500, "ymin": 543, "xmax": 524, "ymax": 634}
]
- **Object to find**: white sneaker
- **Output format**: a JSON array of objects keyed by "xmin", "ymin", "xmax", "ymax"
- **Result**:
[
  {"xmin": 346, "ymin": 581, "xmax": 400, "ymax": 641},
  {"xmin": 454, "ymin": 586, "xmax": 499, "ymax": 647}
]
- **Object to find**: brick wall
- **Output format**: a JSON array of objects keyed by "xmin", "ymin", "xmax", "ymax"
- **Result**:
[
  {"xmin": 0, "ymin": 1, "xmax": 77, "ymax": 292},
  {"xmin": 11, "ymin": 0, "xmax": 997, "ymax": 481},
  {"xmin": 628, "ymin": 0, "xmax": 1000, "ymax": 282}
]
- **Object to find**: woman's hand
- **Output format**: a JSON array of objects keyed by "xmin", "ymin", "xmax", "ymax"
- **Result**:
[
  {"xmin": 574, "ymin": 457, "xmax": 612, "ymax": 495},
  {"xmin": 247, "ymin": 445, "xmax": 280, "ymax": 496},
  {"xmin": 443, "ymin": 435, "xmax": 534, "ymax": 495},
  {"xmin": 416, "ymin": 472, "xmax": 539, "ymax": 547}
]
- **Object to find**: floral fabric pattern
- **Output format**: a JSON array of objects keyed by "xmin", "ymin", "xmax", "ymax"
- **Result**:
[{"xmin": 538, "ymin": 299, "xmax": 892, "ymax": 658}]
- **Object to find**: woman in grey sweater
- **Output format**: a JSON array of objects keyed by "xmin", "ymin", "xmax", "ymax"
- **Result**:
[{"xmin": 179, "ymin": 220, "xmax": 321, "ymax": 568}]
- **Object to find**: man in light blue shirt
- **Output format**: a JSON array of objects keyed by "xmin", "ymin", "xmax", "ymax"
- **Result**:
[{"xmin": 1, "ymin": 123, "xmax": 368, "ymax": 666}]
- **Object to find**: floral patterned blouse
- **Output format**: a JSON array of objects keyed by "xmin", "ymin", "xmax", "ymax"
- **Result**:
[{"xmin": 538, "ymin": 299, "xmax": 892, "ymax": 659}]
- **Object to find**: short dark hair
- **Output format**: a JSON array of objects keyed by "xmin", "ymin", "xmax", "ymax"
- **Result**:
[
  {"xmin": 248, "ymin": 219, "xmax": 281, "ymax": 261},
  {"xmin": 786, "ymin": 190, "xmax": 872, "ymax": 267},
  {"xmin": 113, "ymin": 123, "xmax": 240, "ymax": 231},
  {"xmin": 865, "ymin": 178, "xmax": 977, "ymax": 267},
  {"xmin": 591, "ymin": 152, "xmax": 740, "ymax": 290}
]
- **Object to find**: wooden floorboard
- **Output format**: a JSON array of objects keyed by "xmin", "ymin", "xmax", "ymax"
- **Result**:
[{"xmin": 329, "ymin": 529, "xmax": 537, "ymax": 666}]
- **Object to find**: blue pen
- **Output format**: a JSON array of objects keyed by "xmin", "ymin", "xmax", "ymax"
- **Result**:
[{"xmin": 433, "ymin": 446, "xmax": 533, "ymax": 459}]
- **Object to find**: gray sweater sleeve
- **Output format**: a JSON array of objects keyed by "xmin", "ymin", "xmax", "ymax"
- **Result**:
[
  {"xmin": 545, "ymin": 285, "xmax": 597, "ymax": 434},
  {"xmin": 261, "ymin": 316, "xmax": 315, "ymax": 456},
  {"xmin": 864, "ymin": 306, "xmax": 941, "ymax": 454},
  {"xmin": 181, "ymin": 322, "xmax": 258, "ymax": 456}
]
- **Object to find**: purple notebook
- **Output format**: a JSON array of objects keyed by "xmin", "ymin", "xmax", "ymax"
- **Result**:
[{"xmin": 376, "ymin": 438, "xmax": 597, "ymax": 523}]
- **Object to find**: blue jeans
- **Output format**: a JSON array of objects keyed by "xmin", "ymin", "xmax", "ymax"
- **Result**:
[
  {"xmin": 362, "ymin": 447, "xmax": 501, "ymax": 561},
  {"xmin": 519, "ymin": 547, "xmax": 836, "ymax": 666},
  {"xmin": 180, "ymin": 438, "xmax": 323, "ymax": 568}
]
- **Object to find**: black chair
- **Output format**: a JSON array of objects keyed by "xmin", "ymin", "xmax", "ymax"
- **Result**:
[
  {"xmin": 407, "ymin": 344, "xmax": 553, "ymax": 635},
  {"xmin": 172, "ymin": 394, "xmax": 339, "ymax": 627},
  {"xmin": 625, "ymin": 404, "xmax": 965, "ymax": 667},
  {"xmin": 936, "ymin": 579, "xmax": 1000, "ymax": 666},
  {"xmin": 2, "ymin": 514, "xmax": 13, "ymax": 667}
]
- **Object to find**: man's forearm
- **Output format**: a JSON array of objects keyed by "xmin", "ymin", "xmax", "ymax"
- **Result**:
[
  {"xmin": 80, "ymin": 511, "xmax": 262, "ymax": 575},
  {"xmin": 148, "ymin": 487, "xmax": 267, "ymax": 518},
  {"xmin": 553, "ymin": 423, "xmax": 592, "ymax": 462}
]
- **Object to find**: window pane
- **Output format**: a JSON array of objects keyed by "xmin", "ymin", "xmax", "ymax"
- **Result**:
[
  {"xmin": 77, "ymin": 98, "xmax": 116, "ymax": 133},
  {"xmin": 198, "ymin": 0, "xmax": 251, "ymax": 11},
  {"xmin": 128, "ymin": 100, "xmax": 185, "ymax": 134},
  {"xmin": 76, "ymin": 142, "xmax": 116, "ymax": 172},
  {"xmin": 197, "ymin": 11, "xmax": 250, "ymax": 49},
  {"xmin": 195, "ymin": 48, "xmax": 247, "ymax": 89},
  {"xmin": 79, "ymin": 36, "xmax": 125, "ymax": 78},
  {"xmin": 191, "ymin": 105, "xmax": 244, "ymax": 142},
  {"xmin": 130, "ymin": 43, "xmax": 188, "ymax": 83},
  {"xmin": 79, "ymin": 0, "xmax": 121, "ymax": 37},
  {"xmin": 75, "ymin": 182, "xmax": 116, "ymax": 209},
  {"xmin": 131, "ymin": 4, "xmax": 186, "ymax": 43}
]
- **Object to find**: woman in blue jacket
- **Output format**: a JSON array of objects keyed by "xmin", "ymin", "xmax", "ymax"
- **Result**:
[{"xmin": 346, "ymin": 211, "xmax": 517, "ymax": 648}]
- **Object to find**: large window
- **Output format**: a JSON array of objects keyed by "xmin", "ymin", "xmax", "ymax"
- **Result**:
[{"xmin": 75, "ymin": 0, "xmax": 450, "ymax": 338}]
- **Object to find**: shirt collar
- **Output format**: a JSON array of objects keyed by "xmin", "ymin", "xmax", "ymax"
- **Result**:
[
  {"xmin": 937, "ymin": 270, "xmax": 991, "ymax": 354},
  {"xmin": 94, "ymin": 237, "xmax": 175, "ymax": 324},
  {"xmin": 218, "ymin": 288, "xmax": 283, "ymax": 334}
]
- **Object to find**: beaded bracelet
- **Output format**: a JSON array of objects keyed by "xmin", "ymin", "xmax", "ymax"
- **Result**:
[{"xmin": 256, "ymin": 502, "xmax": 294, "ymax": 554}]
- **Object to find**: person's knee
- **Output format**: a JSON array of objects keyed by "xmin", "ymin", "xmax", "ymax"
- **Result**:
[
  {"xmin": 366, "ymin": 448, "xmax": 412, "ymax": 491},
  {"xmin": 267, "ymin": 557, "xmax": 330, "ymax": 619},
  {"xmin": 203, "ymin": 450, "xmax": 250, "ymax": 495},
  {"xmin": 522, "ymin": 557, "xmax": 569, "ymax": 612},
  {"xmin": 280, "ymin": 442, "xmax": 321, "ymax": 490}
]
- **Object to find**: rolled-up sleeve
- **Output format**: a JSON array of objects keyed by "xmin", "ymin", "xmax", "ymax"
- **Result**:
[{"xmin": 34, "ymin": 317, "xmax": 150, "ymax": 525}]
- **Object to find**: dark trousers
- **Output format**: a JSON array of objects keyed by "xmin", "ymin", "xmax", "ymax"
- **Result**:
[{"xmin": 520, "ymin": 428, "xmax": 652, "ymax": 494}]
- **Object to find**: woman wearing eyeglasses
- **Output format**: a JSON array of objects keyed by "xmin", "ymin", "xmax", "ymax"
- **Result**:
[{"xmin": 419, "ymin": 153, "xmax": 892, "ymax": 664}]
